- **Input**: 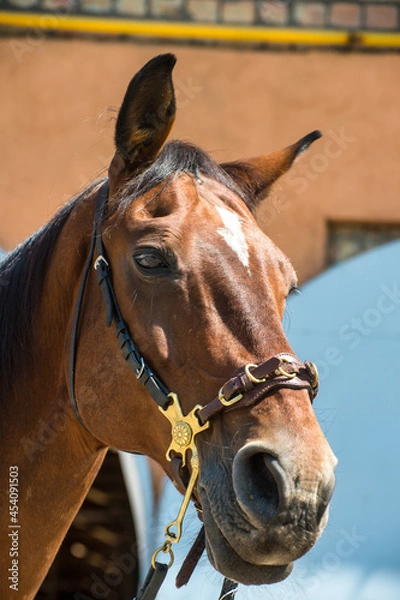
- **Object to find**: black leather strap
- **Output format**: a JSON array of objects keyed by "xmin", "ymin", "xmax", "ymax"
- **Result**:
[
  {"xmin": 68, "ymin": 181, "xmax": 170, "ymax": 434},
  {"xmin": 135, "ymin": 563, "xmax": 169, "ymax": 600},
  {"xmin": 92, "ymin": 185, "xmax": 170, "ymax": 410},
  {"xmin": 68, "ymin": 182, "xmax": 109, "ymax": 432},
  {"xmin": 219, "ymin": 578, "xmax": 239, "ymax": 600}
]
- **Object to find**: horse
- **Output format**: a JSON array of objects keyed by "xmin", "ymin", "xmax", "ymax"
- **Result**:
[{"xmin": 0, "ymin": 54, "xmax": 337, "ymax": 599}]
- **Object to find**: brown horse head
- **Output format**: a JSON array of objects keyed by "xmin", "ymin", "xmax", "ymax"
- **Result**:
[
  {"xmin": 0, "ymin": 54, "xmax": 336, "ymax": 598},
  {"xmin": 74, "ymin": 54, "xmax": 336, "ymax": 585}
]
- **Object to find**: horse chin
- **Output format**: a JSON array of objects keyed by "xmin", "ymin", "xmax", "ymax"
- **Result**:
[{"xmin": 203, "ymin": 511, "xmax": 293, "ymax": 585}]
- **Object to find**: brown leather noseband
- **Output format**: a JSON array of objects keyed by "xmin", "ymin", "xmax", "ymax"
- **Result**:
[{"xmin": 198, "ymin": 353, "xmax": 318, "ymax": 425}]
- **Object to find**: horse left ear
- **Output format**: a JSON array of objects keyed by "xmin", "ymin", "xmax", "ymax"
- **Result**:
[
  {"xmin": 109, "ymin": 53, "xmax": 177, "ymax": 193},
  {"xmin": 221, "ymin": 130, "xmax": 322, "ymax": 211}
]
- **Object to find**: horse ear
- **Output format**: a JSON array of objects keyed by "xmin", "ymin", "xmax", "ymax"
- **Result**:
[
  {"xmin": 109, "ymin": 54, "xmax": 177, "ymax": 192},
  {"xmin": 221, "ymin": 130, "xmax": 322, "ymax": 211}
]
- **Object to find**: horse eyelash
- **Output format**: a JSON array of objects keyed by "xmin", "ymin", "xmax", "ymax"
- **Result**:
[{"xmin": 288, "ymin": 285, "xmax": 301, "ymax": 296}]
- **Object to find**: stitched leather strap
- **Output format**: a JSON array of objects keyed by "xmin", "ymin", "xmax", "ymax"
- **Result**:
[
  {"xmin": 69, "ymin": 181, "xmax": 171, "ymax": 433},
  {"xmin": 68, "ymin": 182, "xmax": 109, "ymax": 433},
  {"xmin": 197, "ymin": 354, "xmax": 318, "ymax": 425},
  {"xmin": 93, "ymin": 184, "xmax": 171, "ymax": 411}
]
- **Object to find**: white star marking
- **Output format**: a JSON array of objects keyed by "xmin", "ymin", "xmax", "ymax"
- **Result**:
[{"xmin": 216, "ymin": 206, "xmax": 250, "ymax": 272}]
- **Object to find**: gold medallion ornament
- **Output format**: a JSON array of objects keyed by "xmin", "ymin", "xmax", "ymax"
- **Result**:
[
  {"xmin": 173, "ymin": 421, "xmax": 192, "ymax": 447},
  {"xmin": 161, "ymin": 392, "xmax": 209, "ymax": 467}
]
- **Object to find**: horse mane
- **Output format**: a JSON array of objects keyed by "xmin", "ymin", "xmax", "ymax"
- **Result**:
[
  {"xmin": 116, "ymin": 140, "xmax": 249, "ymax": 212},
  {"xmin": 0, "ymin": 182, "xmax": 100, "ymax": 402}
]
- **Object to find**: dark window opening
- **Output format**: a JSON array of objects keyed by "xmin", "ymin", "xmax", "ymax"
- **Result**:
[{"xmin": 327, "ymin": 221, "xmax": 400, "ymax": 267}]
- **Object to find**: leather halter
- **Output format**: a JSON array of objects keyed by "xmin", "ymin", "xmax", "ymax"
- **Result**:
[
  {"xmin": 69, "ymin": 181, "xmax": 318, "ymax": 430},
  {"xmin": 68, "ymin": 181, "xmax": 319, "ymax": 600}
]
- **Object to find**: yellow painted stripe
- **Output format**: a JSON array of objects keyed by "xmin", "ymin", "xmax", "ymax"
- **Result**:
[
  {"xmin": 360, "ymin": 31, "xmax": 400, "ymax": 48},
  {"xmin": 0, "ymin": 11, "xmax": 400, "ymax": 48}
]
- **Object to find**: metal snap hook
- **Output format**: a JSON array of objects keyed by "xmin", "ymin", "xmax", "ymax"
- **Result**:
[{"xmin": 151, "ymin": 541, "xmax": 174, "ymax": 569}]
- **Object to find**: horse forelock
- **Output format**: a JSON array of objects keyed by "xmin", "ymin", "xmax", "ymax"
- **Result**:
[{"xmin": 115, "ymin": 140, "xmax": 250, "ymax": 215}]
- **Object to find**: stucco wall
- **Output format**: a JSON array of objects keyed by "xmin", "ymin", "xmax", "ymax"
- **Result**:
[{"xmin": 1, "ymin": 38, "xmax": 399, "ymax": 282}]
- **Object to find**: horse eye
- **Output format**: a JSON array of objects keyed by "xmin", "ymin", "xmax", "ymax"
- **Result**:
[{"xmin": 134, "ymin": 250, "xmax": 168, "ymax": 271}]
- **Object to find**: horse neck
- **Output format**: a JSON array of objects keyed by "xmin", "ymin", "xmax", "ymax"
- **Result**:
[{"xmin": 0, "ymin": 185, "xmax": 108, "ymax": 599}]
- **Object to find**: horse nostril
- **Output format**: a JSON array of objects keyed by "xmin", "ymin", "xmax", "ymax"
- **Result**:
[
  {"xmin": 233, "ymin": 445, "xmax": 290, "ymax": 526},
  {"xmin": 252, "ymin": 453, "xmax": 286, "ymax": 515},
  {"xmin": 262, "ymin": 453, "xmax": 290, "ymax": 509}
]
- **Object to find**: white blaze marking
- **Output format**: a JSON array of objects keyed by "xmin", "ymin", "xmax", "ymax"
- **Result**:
[{"xmin": 216, "ymin": 206, "xmax": 250, "ymax": 271}]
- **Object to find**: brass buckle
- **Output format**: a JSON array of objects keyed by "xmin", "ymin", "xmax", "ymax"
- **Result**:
[
  {"xmin": 218, "ymin": 388, "xmax": 243, "ymax": 407},
  {"xmin": 277, "ymin": 356, "xmax": 297, "ymax": 379},
  {"xmin": 244, "ymin": 363, "xmax": 266, "ymax": 384},
  {"xmin": 308, "ymin": 361, "xmax": 319, "ymax": 388}
]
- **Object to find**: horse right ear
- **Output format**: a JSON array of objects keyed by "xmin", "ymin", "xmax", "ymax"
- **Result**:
[
  {"xmin": 221, "ymin": 131, "xmax": 322, "ymax": 212},
  {"xmin": 109, "ymin": 54, "xmax": 177, "ymax": 194}
]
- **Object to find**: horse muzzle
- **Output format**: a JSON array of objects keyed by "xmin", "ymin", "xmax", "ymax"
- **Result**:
[
  {"xmin": 232, "ymin": 441, "xmax": 336, "ymax": 535},
  {"xmin": 194, "ymin": 357, "xmax": 336, "ymax": 585},
  {"xmin": 199, "ymin": 436, "xmax": 336, "ymax": 584}
]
